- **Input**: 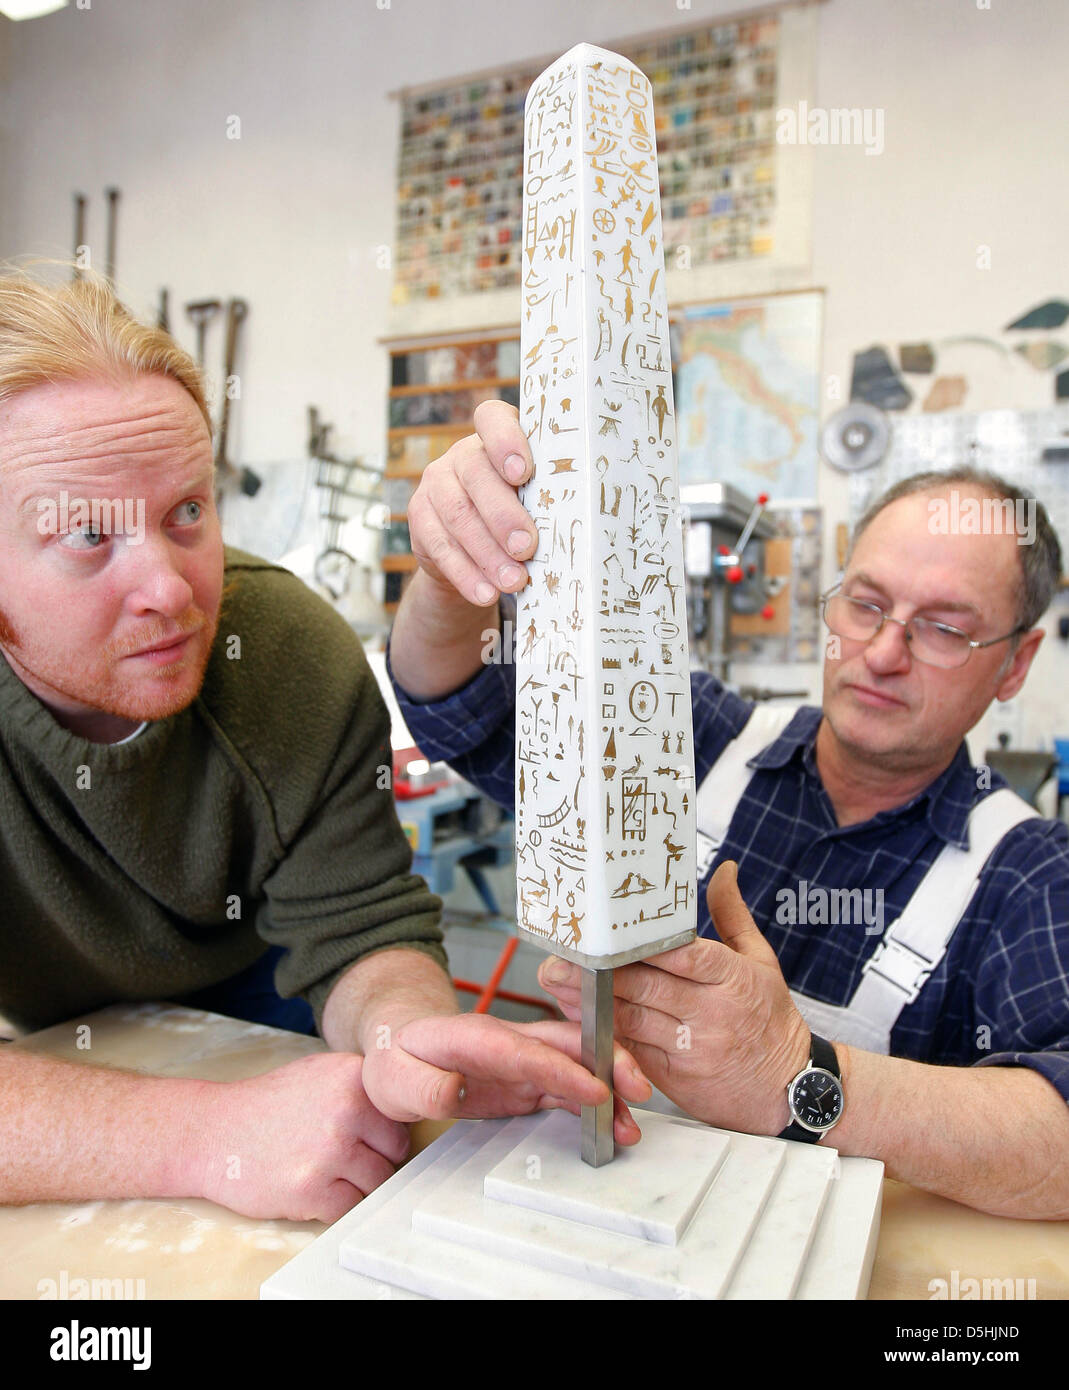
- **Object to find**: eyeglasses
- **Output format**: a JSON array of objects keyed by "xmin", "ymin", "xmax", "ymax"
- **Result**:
[{"xmin": 819, "ymin": 584, "xmax": 1025, "ymax": 670}]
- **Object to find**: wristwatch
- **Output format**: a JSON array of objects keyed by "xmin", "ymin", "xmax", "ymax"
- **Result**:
[{"xmin": 777, "ymin": 1033, "xmax": 844, "ymax": 1143}]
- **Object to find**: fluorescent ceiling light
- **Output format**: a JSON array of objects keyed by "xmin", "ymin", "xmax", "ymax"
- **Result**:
[{"xmin": 0, "ymin": 0, "xmax": 67, "ymax": 18}]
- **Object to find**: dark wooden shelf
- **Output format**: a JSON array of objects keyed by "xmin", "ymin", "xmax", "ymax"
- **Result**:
[
  {"xmin": 382, "ymin": 336, "xmax": 519, "ymax": 594},
  {"xmin": 388, "ymin": 424, "xmax": 476, "ymax": 438},
  {"xmin": 389, "ymin": 376, "xmax": 519, "ymax": 398}
]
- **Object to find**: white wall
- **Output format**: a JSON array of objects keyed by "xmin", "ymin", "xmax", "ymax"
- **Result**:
[{"xmin": 1, "ymin": 0, "xmax": 1067, "ymax": 762}]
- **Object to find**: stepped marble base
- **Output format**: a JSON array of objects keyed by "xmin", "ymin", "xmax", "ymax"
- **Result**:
[{"xmin": 262, "ymin": 1108, "xmax": 883, "ymax": 1301}]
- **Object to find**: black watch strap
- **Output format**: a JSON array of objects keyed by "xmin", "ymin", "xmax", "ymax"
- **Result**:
[
  {"xmin": 777, "ymin": 1033, "xmax": 841, "ymax": 1144},
  {"xmin": 808, "ymin": 1033, "xmax": 840, "ymax": 1078}
]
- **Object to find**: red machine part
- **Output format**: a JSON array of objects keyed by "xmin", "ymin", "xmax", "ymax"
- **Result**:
[{"xmin": 392, "ymin": 745, "xmax": 450, "ymax": 800}]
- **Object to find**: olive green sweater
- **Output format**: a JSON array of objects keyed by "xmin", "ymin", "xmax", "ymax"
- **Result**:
[{"xmin": 0, "ymin": 549, "xmax": 446, "ymax": 1034}]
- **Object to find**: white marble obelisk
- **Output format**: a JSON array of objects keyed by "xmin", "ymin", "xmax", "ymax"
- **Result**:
[
  {"xmin": 516, "ymin": 44, "xmax": 696, "ymax": 1164},
  {"xmin": 516, "ymin": 45, "xmax": 696, "ymax": 969}
]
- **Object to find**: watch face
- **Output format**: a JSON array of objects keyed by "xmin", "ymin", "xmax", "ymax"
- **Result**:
[{"xmin": 788, "ymin": 1067, "xmax": 844, "ymax": 1132}]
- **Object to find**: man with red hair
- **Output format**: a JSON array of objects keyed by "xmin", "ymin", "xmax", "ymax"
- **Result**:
[{"xmin": 0, "ymin": 270, "xmax": 646, "ymax": 1221}]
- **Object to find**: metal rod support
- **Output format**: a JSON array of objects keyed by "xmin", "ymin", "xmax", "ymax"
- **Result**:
[{"xmin": 580, "ymin": 965, "xmax": 615, "ymax": 1167}]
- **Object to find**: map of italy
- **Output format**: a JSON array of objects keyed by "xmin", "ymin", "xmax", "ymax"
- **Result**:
[{"xmin": 674, "ymin": 295, "xmax": 821, "ymax": 499}]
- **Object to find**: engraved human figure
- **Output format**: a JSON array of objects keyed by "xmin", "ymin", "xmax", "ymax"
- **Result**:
[
  {"xmin": 618, "ymin": 238, "xmax": 639, "ymax": 285},
  {"xmin": 651, "ymin": 385, "xmax": 670, "ymax": 440}
]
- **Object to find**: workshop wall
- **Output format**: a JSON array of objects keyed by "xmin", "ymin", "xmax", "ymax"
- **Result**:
[{"xmin": 0, "ymin": 0, "xmax": 1066, "ymax": 760}]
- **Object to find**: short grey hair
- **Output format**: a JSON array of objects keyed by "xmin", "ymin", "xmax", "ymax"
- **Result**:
[{"xmin": 850, "ymin": 466, "xmax": 1063, "ymax": 631}]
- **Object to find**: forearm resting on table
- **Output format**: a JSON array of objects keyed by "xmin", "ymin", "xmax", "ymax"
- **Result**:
[
  {"xmin": 320, "ymin": 946, "xmax": 460, "ymax": 1056},
  {"xmin": 0, "ymin": 1048, "xmax": 204, "ymax": 1204},
  {"xmin": 388, "ymin": 570, "xmax": 499, "ymax": 701},
  {"xmin": 835, "ymin": 1045, "xmax": 1069, "ymax": 1219}
]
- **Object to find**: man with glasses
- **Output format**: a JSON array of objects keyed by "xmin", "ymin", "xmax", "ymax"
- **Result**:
[
  {"xmin": 387, "ymin": 400, "xmax": 1069, "ymax": 1218},
  {"xmin": 821, "ymin": 583, "xmax": 1028, "ymax": 670}
]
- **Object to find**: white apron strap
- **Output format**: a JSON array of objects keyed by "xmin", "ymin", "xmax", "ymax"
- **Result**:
[
  {"xmin": 788, "ymin": 990, "xmax": 895, "ymax": 1054},
  {"xmin": 792, "ymin": 788, "xmax": 1038, "ymax": 1053},
  {"xmin": 695, "ymin": 702, "xmax": 799, "ymax": 877}
]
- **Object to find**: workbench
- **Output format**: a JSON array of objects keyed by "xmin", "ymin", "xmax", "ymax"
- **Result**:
[{"xmin": 1, "ymin": 1004, "xmax": 1065, "ymax": 1300}]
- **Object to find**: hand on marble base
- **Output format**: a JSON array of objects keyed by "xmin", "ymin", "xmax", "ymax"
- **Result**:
[
  {"xmin": 360, "ymin": 1012, "xmax": 651, "ymax": 1146},
  {"xmin": 196, "ymin": 1051, "xmax": 411, "ymax": 1224},
  {"xmin": 538, "ymin": 861, "xmax": 812, "ymax": 1137}
]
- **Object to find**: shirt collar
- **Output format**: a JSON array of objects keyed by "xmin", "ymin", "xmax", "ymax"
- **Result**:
[
  {"xmin": 743, "ymin": 703, "xmax": 976, "ymax": 848},
  {"xmin": 745, "ymin": 704, "xmax": 820, "ymax": 772}
]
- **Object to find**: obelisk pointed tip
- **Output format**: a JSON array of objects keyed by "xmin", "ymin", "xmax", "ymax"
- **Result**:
[
  {"xmin": 559, "ymin": 41, "xmax": 629, "ymax": 66},
  {"xmin": 530, "ymin": 41, "xmax": 640, "ymax": 89}
]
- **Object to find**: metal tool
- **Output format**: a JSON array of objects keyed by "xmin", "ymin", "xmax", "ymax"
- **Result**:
[
  {"xmin": 214, "ymin": 297, "xmax": 247, "ymax": 468},
  {"xmin": 213, "ymin": 298, "xmax": 261, "ymax": 498},
  {"xmin": 104, "ymin": 186, "xmax": 120, "ymax": 283},
  {"xmin": 185, "ymin": 299, "xmax": 222, "ymax": 369},
  {"xmin": 72, "ymin": 193, "xmax": 87, "ymax": 280},
  {"xmin": 308, "ymin": 404, "xmax": 383, "ymax": 597},
  {"xmin": 581, "ymin": 965, "xmax": 614, "ymax": 1167},
  {"xmin": 684, "ymin": 482, "xmax": 778, "ymax": 681}
]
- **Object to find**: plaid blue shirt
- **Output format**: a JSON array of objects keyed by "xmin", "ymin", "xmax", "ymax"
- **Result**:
[{"xmin": 386, "ymin": 628, "xmax": 1069, "ymax": 1107}]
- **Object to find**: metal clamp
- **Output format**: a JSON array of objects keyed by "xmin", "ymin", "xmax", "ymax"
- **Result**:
[{"xmin": 861, "ymin": 936, "xmax": 933, "ymax": 1004}]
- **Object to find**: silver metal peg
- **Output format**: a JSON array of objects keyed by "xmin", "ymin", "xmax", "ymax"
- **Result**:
[{"xmin": 580, "ymin": 964, "xmax": 615, "ymax": 1167}]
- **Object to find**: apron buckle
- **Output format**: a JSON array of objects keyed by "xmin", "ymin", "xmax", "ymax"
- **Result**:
[{"xmin": 861, "ymin": 937, "xmax": 933, "ymax": 1004}]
